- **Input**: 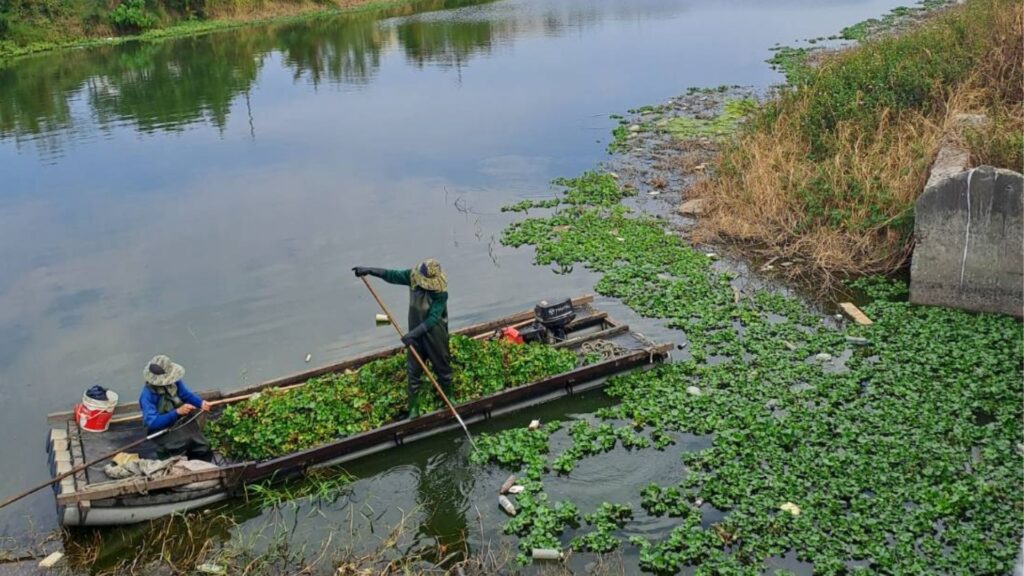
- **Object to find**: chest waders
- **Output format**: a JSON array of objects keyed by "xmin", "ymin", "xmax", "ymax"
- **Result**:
[
  {"xmin": 149, "ymin": 384, "xmax": 212, "ymax": 461},
  {"xmin": 406, "ymin": 288, "xmax": 451, "ymax": 417}
]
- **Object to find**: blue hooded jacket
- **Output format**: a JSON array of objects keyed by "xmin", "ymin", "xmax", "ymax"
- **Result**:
[{"xmin": 139, "ymin": 380, "xmax": 204, "ymax": 433}]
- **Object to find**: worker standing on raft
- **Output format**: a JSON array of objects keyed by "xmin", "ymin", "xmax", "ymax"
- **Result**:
[{"xmin": 353, "ymin": 259, "xmax": 451, "ymax": 419}]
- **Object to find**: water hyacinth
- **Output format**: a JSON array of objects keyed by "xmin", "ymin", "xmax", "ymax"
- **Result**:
[
  {"xmin": 480, "ymin": 168, "xmax": 1024, "ymax": 573},
  {"xmin": 208, "ymin": 335, "xmax": 577, "ymax": 460}
]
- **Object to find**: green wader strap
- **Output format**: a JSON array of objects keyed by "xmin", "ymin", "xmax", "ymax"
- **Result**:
[{"xmin": 150, "ymin": 383, "xmax": 184, "ymax": 415}]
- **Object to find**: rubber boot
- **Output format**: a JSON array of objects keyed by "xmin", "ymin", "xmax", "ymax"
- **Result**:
[
  {"xmin": 437, "ymin": 372, "xmax": 455, "ymax": 404},
  {"xmin": 406, "ymin": 349, "xmax": 424, "ymax": 420}
]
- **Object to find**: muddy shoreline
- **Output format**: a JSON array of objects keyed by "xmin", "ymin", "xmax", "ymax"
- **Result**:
[{"xmin": 598, "ymin": 87, "xmax": 852, "ymax": 311}]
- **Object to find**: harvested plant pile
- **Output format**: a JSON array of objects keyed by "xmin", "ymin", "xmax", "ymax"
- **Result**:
[
  {"xmin": 692, "ymin": 0, "xmax": 1023, "ymax": 276},
  {"xmin": 208, "ymin": 335, "xmax": 577, "ymax": 460},
  {"xmin": 484, "ymin": 170, "xmax": 1023, "ymax": 572}
]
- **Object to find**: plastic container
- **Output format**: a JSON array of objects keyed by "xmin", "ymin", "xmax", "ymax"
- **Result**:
[
  {"xmin": 375, "ymin": 314, "xmax": 390, "ymax": 324},
  {"xmin": 500, "ymin": 474, "xmax": 517, "ymax": 494},
  {"xmin": 498, "ymin": 495, "xmax": 517, "ymax": 516},
  {"xmin": 531, "ymin": 548, "xmax": 564, "ymax": 561},
  {"xmin": 501, "ymin": 326, "xmax": 524, "ymax": 344},
  {"xmin": 74, "ymin": 389, "xmax": 119, "ymax": 433}
]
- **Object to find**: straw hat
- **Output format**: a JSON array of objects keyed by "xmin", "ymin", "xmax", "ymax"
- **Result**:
[
  {"xmin": 410, "ymin": 259, "xmax": 447, "ymax": 292},
  {"xmin": 144, "ymin": 354, "xmax": 184, "ymax": 387}
]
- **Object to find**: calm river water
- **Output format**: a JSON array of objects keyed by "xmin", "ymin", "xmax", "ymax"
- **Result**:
[{"xmin": 1, "ymin": 0, "xmax": 907, "ymax": 570}]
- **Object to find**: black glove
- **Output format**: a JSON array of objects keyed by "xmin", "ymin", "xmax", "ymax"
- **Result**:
[
  {"xmin": 401, "ymin": 324, "xmax": 428, "ymax": 346},
  {"xmin": 353, "ymin": 267, "xmax": 385, "ymax": 278}
]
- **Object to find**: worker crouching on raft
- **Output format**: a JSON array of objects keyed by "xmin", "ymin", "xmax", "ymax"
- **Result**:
[
  {"xmin": 140, "ymin": 355, "xmax": 213, "ymax": 461},
  {"xmin": 353, "ymin": 259, "xmax": 451, "ymax": 419}
]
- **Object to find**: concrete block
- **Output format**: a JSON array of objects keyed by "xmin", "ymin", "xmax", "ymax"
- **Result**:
[{"xmin": 911, "ymin": 165, "xmax": 1023, "ymax": 317}]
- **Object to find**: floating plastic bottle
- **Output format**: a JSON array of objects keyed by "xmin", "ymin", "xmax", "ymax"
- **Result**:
[
  {"xmin": 499, "ymin": 474, "xmax": 517, "ymax": 494},
  {"xmin": 498, "ymin": 495, "xmax": 516, "ymax": 516},
  {"xmin": 531, "ymin": 548, "xmax": 563, "ymax": 561}
]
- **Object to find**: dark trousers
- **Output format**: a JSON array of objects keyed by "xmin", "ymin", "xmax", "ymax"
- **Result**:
[
  {"xmin": 153, "ymin": 420, "xmax": 213, "ymax": 462},
  {"xmin": 406, "ymin": 337, "xmax": 453, "ymax": 406}
]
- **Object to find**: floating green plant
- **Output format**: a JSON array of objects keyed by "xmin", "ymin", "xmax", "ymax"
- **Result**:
[
  {"xmin": 663, "ymin": 98, "xmax": 757, "ymax": 139},
  {"xmin": 481, "ymin": 164, "xmax": 1023, "ymax": 573}
]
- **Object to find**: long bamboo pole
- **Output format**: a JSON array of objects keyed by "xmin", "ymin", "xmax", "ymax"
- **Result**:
[{"xmin": 360, "ymin": 276, "xmax": 476, "ymax": 450}]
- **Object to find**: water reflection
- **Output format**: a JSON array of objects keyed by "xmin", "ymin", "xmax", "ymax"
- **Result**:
[
  {"xmin": 277, "ymin": 17, "xmax": 384, "ymax": 86},
  {"xmin": 0, "ymin": 0, "xmax": 624, "ymax": 151},
  {"xmin": 88, "ymin": 39, "xmax": 263, "ymax": 133}
]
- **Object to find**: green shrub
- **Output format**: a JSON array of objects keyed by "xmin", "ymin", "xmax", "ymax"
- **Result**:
[{"xmin": 110, "ymin": 0, "xmax": 157, "ymax": 31}]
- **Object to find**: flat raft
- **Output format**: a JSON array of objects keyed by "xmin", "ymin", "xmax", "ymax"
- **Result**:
[{"xmin": 45, "ymin": 296, "xmax": 670, "ymax": 526}]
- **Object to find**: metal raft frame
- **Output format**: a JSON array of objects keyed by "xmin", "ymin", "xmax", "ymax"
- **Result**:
[{"xmin": 45, "ymin": 295, "xmax": 670, "ymax": 525}]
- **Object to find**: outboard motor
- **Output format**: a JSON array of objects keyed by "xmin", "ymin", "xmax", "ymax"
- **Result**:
[
  {"xmin": 496, "ymin": 298, "xmax": 577, "ymax": 344},
  {"xmin": 534, "ymin": 298, "xmax": 576, "ymax": 341}
]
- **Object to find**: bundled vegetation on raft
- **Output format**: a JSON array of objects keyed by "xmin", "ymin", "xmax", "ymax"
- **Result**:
[
  {"xmin": 208, "ymin": 334, "xmax": 577, "ymax": 460},
  {"xmin": 479, "ymin": 168, "xmax": 1024, "ymax": 572},
  {"xmin": 692, "ymin": 0, "xmax": 1023, "ymax": 276}
]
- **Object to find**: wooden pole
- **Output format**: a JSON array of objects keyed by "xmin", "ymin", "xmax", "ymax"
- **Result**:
[{"xmin": 360, "ymin": 276, "xmax": 477, "ymax": 450}]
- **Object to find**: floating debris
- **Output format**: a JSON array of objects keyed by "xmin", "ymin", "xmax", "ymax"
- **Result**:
[
  {"xmin": 38, "ymin": 552, "xmax": 64, "ymax": 569},
  {"xmin": 304, "ymin": 353, "xmax": 312, "ymax": 363},
  {"xmin": 507, "ymin": 485, "xmax": 526, "ymax": 494},
  {"xmin": 500, "ymin": 474, "xmax": 517, "ymax": 494},
  {"xmin": 531, "ymin": 548, "xmax": 564, "ymax": 561},
  {"xmin": 498, "ymin": 494, "xmax": 517, "ymax": 516},
  {"xmin": 528, "ymin": 419, "xmax": 541, "ymax": 431},
  {"xmin": 780, "ymin": 502, "xmax": 802, "ymax": 516},
  {"xmin": 839, "ymin": 302, "xmax": 873, "ymax": 325}
]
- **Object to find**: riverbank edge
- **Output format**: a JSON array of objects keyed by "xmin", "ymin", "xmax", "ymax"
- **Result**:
[
  {"xmin": 0, "ymin": 0, "xmax": 413, "ymax": 64},
  {"xmin": 686, "ymin": 0, "xmax": 1021, "ymax": 281}
]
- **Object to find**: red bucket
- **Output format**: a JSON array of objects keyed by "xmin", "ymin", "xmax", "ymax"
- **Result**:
[{"xmin": 74, "ymin": 390, "xmax": 119, "ymax": 433}]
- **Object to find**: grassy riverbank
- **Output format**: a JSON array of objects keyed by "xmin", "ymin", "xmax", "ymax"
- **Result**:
[
  {"xmin": 0, "ymin": 0, "xmax": 423, "ymax": 61},
  {"xmin": 692, "ymin": 0, "xmax": 1022, "ymax": 278}
]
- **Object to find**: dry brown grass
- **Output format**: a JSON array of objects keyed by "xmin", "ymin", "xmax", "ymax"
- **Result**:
[
  {"xmin": 690, "ymin": 0, "xmax": 1023, "ymax": 280},
  {"xmin": 203, "ymin": 0, "xmax": 344, "ymax": 21},
  {"xmin": 692, "ymin": 102, "xmax": 943, "ymax": 275}
]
